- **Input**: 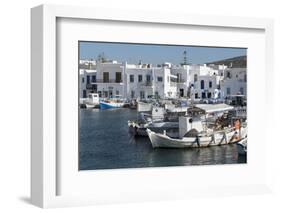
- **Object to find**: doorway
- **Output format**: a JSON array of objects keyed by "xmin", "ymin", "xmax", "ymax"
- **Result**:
[{"xmin": 179, "ymin": 89, "xmax": 184, "ymax": 97}]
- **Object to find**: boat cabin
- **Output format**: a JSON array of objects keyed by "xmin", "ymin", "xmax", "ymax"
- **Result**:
[
  {"xmin": 179, "ymin": 104, "xmax": 234, "ymax": 138},
  {"xmin": 88, "ymin": 93, "xmax": 99, "ymax": 104}
]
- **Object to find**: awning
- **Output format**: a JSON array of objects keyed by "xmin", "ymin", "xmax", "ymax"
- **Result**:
[
  {"xmin": 194, "ymin": 103, "xmax": 234, "ymax": 113},
  {"xmin": 169, "ymin": 74, "xmax": 178, "ymax": 78}
]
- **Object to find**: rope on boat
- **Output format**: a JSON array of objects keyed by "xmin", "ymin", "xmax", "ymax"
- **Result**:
[
  {"xmin": 218, "ymin": 131, "xmax": 227, "ymax": 145},
  {"xmin": 229, "ymin": 131, "xmax": 239, "ymax": 143},
  {"xmin": 195, "ymin": 136, "xmax": 200, "ymax": 147},
  {"xmin": 208, "ymin": 134, "xmax": 215, "ymax": 146}
]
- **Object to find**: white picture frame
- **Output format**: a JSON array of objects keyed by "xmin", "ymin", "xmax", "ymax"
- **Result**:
[{"xmin": 31, "ymin": 4, "xmax": 274, "ymax": 208}]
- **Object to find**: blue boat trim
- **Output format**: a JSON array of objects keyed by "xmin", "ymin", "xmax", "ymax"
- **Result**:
[{"xmin": 100, "ymin": 101, "xmax": 122, "ymax": 110}]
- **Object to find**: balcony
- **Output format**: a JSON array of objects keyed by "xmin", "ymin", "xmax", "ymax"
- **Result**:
[
  {"xmin": 95, "ymin": 79, "xmax": 123, "ymax": 83},
  {"xmin": 86, "ymin": 84, "xmax": 94, "ymax": 90},
  {"xmin": 176, "ymin": 79, "xmax": 186, "ymax": 83},
  {"xmin": 140, "ymin": 81, "xmax": 152, "ymax": 87},
  {"xmin": 170, "ymin": 82, "xmax": 177, "ymax": 87}
]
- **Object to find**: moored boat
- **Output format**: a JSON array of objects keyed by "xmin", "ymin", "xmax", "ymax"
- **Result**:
[
  {"xmin": 128, "ymin": 105, "xmax": 178, "ymax": 136},
  {"xmin": 99, "ymin": 101, "xmax": 125, "ymax": 109},
  {"xmin": 128, "ymin": 120, "xmax": 179, "ymax": 137},
  {"xmin": 146, "ymin": 128, "xmax": 243, "ymax": 148},
  {"xmin": 137, "ymin": 101, "xmax": 153, "ymax": 112},
  {"xmin": 80, "ymin": 93, "xmax": 100, "ymax": 109},
  {"xmin": 99, "ymin": 95, "xmax": 125, "ymax": 109},
  {"xmin": 146, "ymin": 103, "xmax": 247, "ymax": 149}
]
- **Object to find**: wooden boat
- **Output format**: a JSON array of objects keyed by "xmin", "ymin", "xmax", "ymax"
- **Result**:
[
  {"xmin": 99, "ymin": 95, "xmax": 125, "ymax": 109},
  {"xmin": 146, "ymin": 128, "xmax": 244, "ymax": 148},
  {"xmin": 99, "ymin": 101, "xmax": 125, "ymax": 109},
  {"xmin": 146, "ymin": 103, "xmax": 247, "ymax": 148},
  {"xmin": 80, "ymin": 93, "xmax": 100, "ymax": 109},
  {"xmin": 128, "ymin": 120, "xmax": 178, "ymax": 137},
  {"xmin": 128, "ymin": 105, "xmax": 178, "ymax": 136},
  {"xmin": 137, "ymin": 101, "xmax": 153, "ymax": 112}
]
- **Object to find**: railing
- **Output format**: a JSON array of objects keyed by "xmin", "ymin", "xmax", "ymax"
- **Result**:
[
  {"xmin": 223, "ymin": 78, "xmax": 246, "ymax": 83},
  {"xmin": 139, "ymin": 81, "xmax": 178, "ymax": 87},
  {"xmin": 86, "ymin": 84, "xmax": 94, "ymax": 89},
  {"xmin": 140, "ymin": 82, "xmax": 152, "ymax": 86},
  {"xmin": 94, "ymin": 79, "xmax": 123, "ymax": 83}
]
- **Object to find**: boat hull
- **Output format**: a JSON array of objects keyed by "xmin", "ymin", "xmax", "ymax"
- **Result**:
[
  {"xmin": 146, "ymin": 128, "xmax": 245, "ymax": 148},
  {"xmin": 99, "ymin": 101, "xmax": 124, "ymax": 109},
  {"xmin": 137, "ymin": 102, "xmax": 152, "ymax": 112},
  {"xmin": 128, "ymin": 121, "xmax": 178, "ymax": 137},
  {"xmin": 85, "ymin": 103, "xmax": 99, "ymax": 109}
]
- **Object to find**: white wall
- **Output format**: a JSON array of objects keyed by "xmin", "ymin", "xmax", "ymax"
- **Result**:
[
  {"xmin": 96, "ymin": 62, "xmax": 123, "ymax": 82},
  {"xmin": 221, "ymin": 79, "xmax": 247, "ymax": 97},
  {"xmin": 193, "ymin": 75, "xmax": 217, "ymax": 98},
  {"xmin": 79, "ymin": 69, "xmax": 97, "ymax": 97},
  {"xmin": 1, "ymin": 0, "xmax": 281, "ymax": 213},
  {"xmin": 125, "ymin": 67, "xmax": 154, "ymax": 99},
  {"xmin": 171, "ymin": 66, "xmax": 190, "ymax": 97}
]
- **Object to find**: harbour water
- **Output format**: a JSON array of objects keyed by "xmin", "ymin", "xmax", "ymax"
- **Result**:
[{"xmin": 79, "ymin": 108, "xmax": 246, "ymax": 170}]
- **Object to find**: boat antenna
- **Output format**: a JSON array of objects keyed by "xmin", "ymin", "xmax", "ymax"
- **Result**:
[{"xmin": 183, "ymin": 50, "xmax": 188, "ymax": 65}]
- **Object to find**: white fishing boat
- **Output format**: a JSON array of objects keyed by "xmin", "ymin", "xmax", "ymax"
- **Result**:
[
  {"xmin": 164, "ymin": 103, "xmax": 188, "ymax": 113},
  {"xmin": 137, "ymin": 101, "xmax": 153, "ymax": 112},
  {"xmin": 146, "ymin": 128, "xmax": 243, "ymax": 148},
  {"xmin": 128, "ymin": 105, "xmax": 177, "ymax": 136},
  {"xmin": 236, "ymin": 136, "xmax": 247, "ymax": 155},
  {"xmin": 128, "ymin": 120, "xmax": 178, "ymax": 136},
  {"xmin": 80, "ymin": 93, "xmax": 100, "ymax": 108},
  {"xmin": 146, "ymin": 104, "xmax": 247, "ymax": 148}
]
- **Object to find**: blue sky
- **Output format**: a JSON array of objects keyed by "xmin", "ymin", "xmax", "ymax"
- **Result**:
[{"xmin": 79, "ymin": 41, "xmax": 246, "ymax": 65}]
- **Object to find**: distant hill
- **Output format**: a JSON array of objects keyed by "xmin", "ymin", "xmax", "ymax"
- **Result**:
[{"xmin": 207, "ymin": 55, "xmax": 247, "ymax": 68}]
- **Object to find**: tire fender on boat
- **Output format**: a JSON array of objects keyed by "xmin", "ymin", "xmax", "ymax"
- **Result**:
[{"xmin": 195, "ymin": 136, "xmax": 200, "ymax": 147}]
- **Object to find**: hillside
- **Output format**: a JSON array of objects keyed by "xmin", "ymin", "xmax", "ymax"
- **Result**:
[{"xmin": 207, "ymin": 55, "xmax": 247, "ymax": 68}]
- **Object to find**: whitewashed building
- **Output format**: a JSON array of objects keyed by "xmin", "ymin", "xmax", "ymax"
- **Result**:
[
  {"xmin": 79, "ymin": 69, "xmax": 97, "ymax": 98},
  {"xmin": 79, "ymin": 61, "xmax": 125, "ymax": 98},
  {"xmin": 220, "ymin": 68, "xmax": 247, "ymax": 98},
  {"xmin": 125, "ymin": 63, "xmax": 177, "ymax": 99},
  {"xmin": 79, "ymin": 59, "xmax": 96, "ymax": 70},
  {"xmin": 80, "ymin": 61, "xmax": 178, "ymax": 100},
  {"xmin": 188, "ymin": 64, "xmax": 226, "ymax": 99},
  {"xmin": 171, "ymin": 65, "xmax": 190, "ymax": 98},
  {"xmin": 94, "ymin": 61, "xmax": 125, "ymax": 98},
  {"xmin": 79, "ymin": 59, "xmax": 246, "ymax": 101},
  {"xmin": 192, "ymin": 75, "xmax": 217, "ymax": 99}
]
